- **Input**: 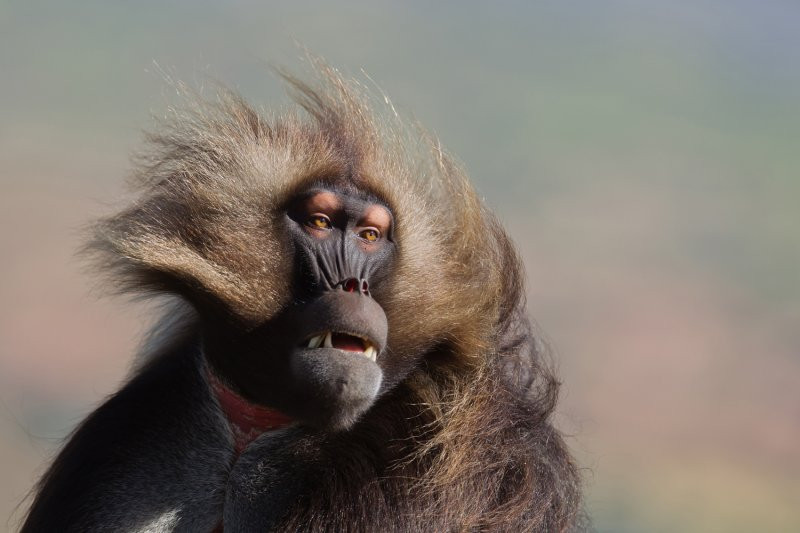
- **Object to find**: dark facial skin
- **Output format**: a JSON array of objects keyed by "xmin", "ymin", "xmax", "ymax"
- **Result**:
[{"xmin": 205, "ymin": 186, "xmax": 395, "ymax": 430}]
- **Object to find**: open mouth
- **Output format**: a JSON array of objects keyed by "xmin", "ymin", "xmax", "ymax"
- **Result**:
[{"xmin": 304, "ymin": 331, "xmax": 377, "ymax": 361}]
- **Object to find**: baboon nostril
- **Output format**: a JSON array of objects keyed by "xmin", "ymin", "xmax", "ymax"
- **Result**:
[
  {"xmin": 343, "ymin": 278, "xmax": 359, "ymax": 292},
  {"xmin": 361, "ymin": 280, "xmax": 369, "ymax": 295}
]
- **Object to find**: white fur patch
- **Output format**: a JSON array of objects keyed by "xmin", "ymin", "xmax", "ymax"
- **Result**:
[{"xmin": 135, "ymin": 509, "xmax": 181, "ymax": 532}]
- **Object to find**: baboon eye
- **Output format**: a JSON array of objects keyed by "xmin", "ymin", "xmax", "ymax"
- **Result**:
[
  {"xmin": 307, "ymin": 214, "xmax": 332, "ymax": 230},
  {"xmin": 359, "ymin": 228, "xmax": 380, "ymax": 242}
]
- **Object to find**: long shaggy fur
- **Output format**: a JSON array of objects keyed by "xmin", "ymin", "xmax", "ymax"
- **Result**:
[{"xmin": 85, "ymin": 62, "xmax": 583, "ymax": 531}]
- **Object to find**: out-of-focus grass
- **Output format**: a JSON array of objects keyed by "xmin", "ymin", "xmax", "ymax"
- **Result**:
[{"xmin": 2, "ymin": 1, "xmax": 798, "ymax": 531}]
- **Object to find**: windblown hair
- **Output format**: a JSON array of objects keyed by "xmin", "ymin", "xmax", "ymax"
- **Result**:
[{"xmin": 90, "ymin": 63, "xmax": 583, "ymax": 531}]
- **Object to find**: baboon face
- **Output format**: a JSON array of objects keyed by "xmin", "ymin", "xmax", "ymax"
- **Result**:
[{"xmin": 205, "ymin": 183, "xmax": 396, "ymax": 430}]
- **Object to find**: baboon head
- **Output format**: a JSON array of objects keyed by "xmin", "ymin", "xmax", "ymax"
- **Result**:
[{"xmin": 92, "ymin": 67, "xmax": 501, "ymax": 431}]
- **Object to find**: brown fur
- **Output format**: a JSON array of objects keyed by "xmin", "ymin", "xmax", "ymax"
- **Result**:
[{"xmin": 89, "ymin": 62, "xmax": 583, "ymax": 531}]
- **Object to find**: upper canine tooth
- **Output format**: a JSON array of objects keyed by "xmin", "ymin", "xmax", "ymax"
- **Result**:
[
  {"xmin": 364, "ymin": 346, "xmax": 376, "ymax": 361},
  {"xmin": 323, "ymin": 331, "xmax": 333, "ymax": 348},
  {"xmin": 307, "ymin": 334, "xmax": 323, "ymax": 349}
]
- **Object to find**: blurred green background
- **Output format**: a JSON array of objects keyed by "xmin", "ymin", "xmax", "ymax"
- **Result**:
[{"xmin": 1, "ymin": 1, "xmax": 798, "ymax": 531}]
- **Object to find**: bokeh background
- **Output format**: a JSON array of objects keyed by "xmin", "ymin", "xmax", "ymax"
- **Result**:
[{"xmin": 2, "ymin": 1, "xmax": 799, "ymax": 531}]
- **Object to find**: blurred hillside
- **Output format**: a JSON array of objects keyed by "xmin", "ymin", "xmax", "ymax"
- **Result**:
[{"xmin": 1, "ymin": 1, "xmax": 799, "ymax": 531}]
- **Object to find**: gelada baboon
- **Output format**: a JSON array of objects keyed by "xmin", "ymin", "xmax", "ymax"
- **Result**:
[{"xmin": 22, "ymin": 63, "xmax": 583, "ymax": 532}]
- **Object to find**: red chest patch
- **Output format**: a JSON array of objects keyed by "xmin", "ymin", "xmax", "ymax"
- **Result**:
[{"xmin": 206, "ymin": 371, "xmax": 293, "ymax": 454}]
